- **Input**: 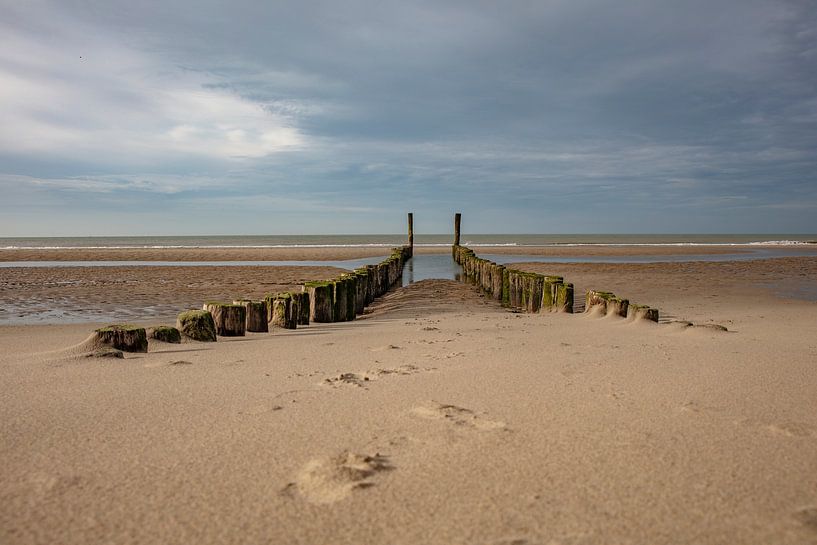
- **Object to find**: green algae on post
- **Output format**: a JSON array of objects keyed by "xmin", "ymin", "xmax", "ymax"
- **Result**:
[
  {"xmin": 149, "ymin": 325, "xmax": 181, "ymax": 344},
  {"xmin": 94, "ymin": 324, "xmax": 148, "ymax": 352},
  {"xmin": 177, "ymin": 310, "xmax": 217, "ymax": 342},
  {"xmin": 203, "ymin": 302, "xmax": 247, "ymax": 336}
]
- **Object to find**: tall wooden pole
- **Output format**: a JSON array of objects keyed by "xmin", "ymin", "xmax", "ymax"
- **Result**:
[
  {"xmin": 454, "ymin": 213, "xmax": 461, "ymax": 246},
  {"xmin": 407, "ymin": 212, "xmax": 414, "ymax": 253}
]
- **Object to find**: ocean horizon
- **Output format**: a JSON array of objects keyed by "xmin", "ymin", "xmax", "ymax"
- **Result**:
[{"xmin": 2, "ymin": 233, "xmax": 816, "ymax": 249}]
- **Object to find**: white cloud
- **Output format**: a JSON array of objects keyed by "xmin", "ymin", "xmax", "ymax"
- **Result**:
[{"xmin": 0, "ymin": 16, "xmax": 305, "ymax": 164}]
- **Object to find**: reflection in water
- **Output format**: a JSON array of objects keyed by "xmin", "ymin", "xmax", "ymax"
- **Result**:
[{"xmin": 402, "ymin": 254, "xmax": 463, "ymax": 286}]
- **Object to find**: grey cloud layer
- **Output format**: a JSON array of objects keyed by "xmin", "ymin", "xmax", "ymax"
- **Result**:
[{"xmin": 1, "ymin": 0, "xmax": 815, "ymax": 234}]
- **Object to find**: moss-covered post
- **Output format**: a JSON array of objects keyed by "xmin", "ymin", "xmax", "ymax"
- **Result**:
[
  {"xmin": 149, "ymin": 325, "xmax": 181, "ymax": 344},
  {"xmin": 502, "ymin": 267, "xmax": 510, "ymax": 306},
  {"xmin": 294, "ymin": 291, "xmax": 310, "ymax": 325},
  {"xmin": 270, "ymin": 293, "xmax": 296, "ymax": 329},
  {"xmin": 304, "ymin": 282, "xmax": 333, "ymax": 322},
  {"xmin": 628, "ymin": 304, "xmax": 658, "ymax": 322},
  {"xmin": 177, "ymin": 310, "xmax": 217, "ymax": 342},
  {"xmin": 286, "ymin": 292, "xmax": 300, "ymax": 326},
  {"xmin": 365, "ymin": 265, "xmax": 377, "ymax": 305},
  {"xmin": 341, "ymin": 274, "xmax": 357, "ymax": 321},
  {"xmin": 234, "ymin": 299, "xmax": 268, "ymax": 332},
  {"xmin": 332, "ymin": 279, "xmax": 348, "ymax": 322},
  {"xmin": 203, "ymin": 302, "xmax": 246, "ymax": 336},
  {"xmin": 454, "ymin": 213, "xmax": 461, "ymax": 246},
  {"xmin": 489, "ymin": 263, "xmax": 499, "ymax": 300},
  {"xmin": 556, "ymin": 283, "xmax": 574, "ymax": 313},
  {"xmin": 352, "ymin": 268, "xmax": 367, "ymax": 315},
  {"xmin": 94, "ymin": 325, "xmax": 148, "ymax": 352}
]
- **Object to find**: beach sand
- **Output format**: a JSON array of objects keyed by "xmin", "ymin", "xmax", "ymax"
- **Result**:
[
  {"xmin": 5, "ymin": 243, "xmax": 817, "ymax": 262},
  {"xmin": 2, "ymin": 251, "xmax": 817, "ymax": 544}
]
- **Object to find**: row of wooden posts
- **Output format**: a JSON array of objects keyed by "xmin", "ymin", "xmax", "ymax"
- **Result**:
[
  {"xmin": 93, "ymin": 245, "xmax": 413, "ymax": 352},
  {"xmin": 453, "ymin": 243, "xmax": 659, "ymax": 322},
  {"xmin": 453, "ymin": 245, "xmax": 574, "ymax": 313},
  {"xmin": 185, "ymin": 245, "xmax": 414, "ymax": 338}
]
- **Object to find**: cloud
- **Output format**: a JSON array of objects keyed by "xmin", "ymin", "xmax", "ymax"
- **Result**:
[
  {"xmin": 0, "ymin": 10, "xmax": 306, "ymax": 165},
  {"xmin": 0, "ymin": 0, "xmax": 816, "ymax": 234}
]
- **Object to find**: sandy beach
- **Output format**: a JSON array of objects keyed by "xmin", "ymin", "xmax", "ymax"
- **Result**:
[
  {"xmin": 2, "ymin": 249, "xmax": 817, "ymax": 544},
  {"xmin": 4, "ymin": 244, "xmax": 816, "ymax": 262}
]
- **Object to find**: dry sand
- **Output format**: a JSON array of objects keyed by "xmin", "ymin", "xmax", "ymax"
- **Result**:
[{"xmin": 2, "ymin": 253, "xmax": 817, "ymax": 544}]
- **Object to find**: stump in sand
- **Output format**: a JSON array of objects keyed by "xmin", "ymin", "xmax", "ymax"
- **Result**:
[
  {"xmin": 340, "ymin": 275, "xmax": 357, "ymax": 321},
  {"xmin": 353, "ymin": 268, "xmax": 369, "ymax": 315},
  {"xmin": 234, "ymin": 300, "xmax": 268, "ymax": 332},
  {"xmin": 177, "ymin": 310, "xmax": 217, "ymax": 342},
  {"xmin": 585, "ymin": 290, "xmax": 628, "ymax": 317},
  {"xmin": 149, "ymin": 325, "xmax": 181, "ymax": 343},
  {"xmin": 292, "ymin": 292, "xmax": 310, "ymax": 325},
  {"xmin": 628, "ymin": 304, "xmax": 659, "ymax": 322},
  {"xmin": 94, "ymin": 325, "xmax": 148, "ymax": 353},
  {"xmin": 332, "ymin": 279, "xmax": 350, "ymax": 322},
  {"xmin": 555, "ymin": 282, "xmax": 574, "ymax": 313},
  {"xmin": 203, "ymin": 302, "xmax": 246, "ymax": 336},
  {"xmin": 304, "ymin": 282, "xmax": 334, "ymax": 323},
  {"xmin": 269, "ymin": 294, "xmax": 297, "ymax": 329}
]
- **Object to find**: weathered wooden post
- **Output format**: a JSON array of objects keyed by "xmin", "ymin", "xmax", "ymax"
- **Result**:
[
  {"xmin": 407, "ymin": 212, "xmax": 414, "ymax": 256},
  {"xmin": 353, "ymin": 269, "xmax": 368, "ymax": 315},
  {"xmin": 628, "ymin": 304, "xmax": 659, "ymax": 322},
  {"xmin": 294, "ymin": 292, "xmax": 310, "ymax": 325},
  {"xmin": 149, "ymin": 325, "xmax": 181, "ymax": 343},
  {"xmin": 177, "ymin": 310, "xmax": 217, "ymax": 342},
  {"xmin": 93, "ymin": 325, "xmax": 148, "ymax": 352},
  {"xmin": 234, "ymin": 300, "xmax": 268, "ymax": 332},
  {"xmin": 203, "ymin": 302, "xmax": 246, "ymax": 336},
  {"xmin": 270, "ymin": 294, "xmax": 297, "ymax": 329},
  {"xmin": 556, "ymin": 283, "xmax": 574, "ymax": 313},
  {"xmin": 454, "ymin": 213, "xmax": 461, "ymax": 246},
  {"xmin": 304, "ymin": 282, "xmax": 333, "ymax": 322}
]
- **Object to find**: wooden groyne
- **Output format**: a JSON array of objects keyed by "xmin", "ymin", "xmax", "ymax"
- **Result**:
[
  {"xmin": 452, "ymin": 244, "xmax": 573, "ymax": 313},
  {"xmin": 88, "ymin": 213, "xmax": 415, "ymax": 352},
  {"xmin": 450, "ymin": 213, "xmax": 658, "ymax": 321},
  {"xmin": 303, "ymin": 245, "xmax": 412, "ymax": 324}
]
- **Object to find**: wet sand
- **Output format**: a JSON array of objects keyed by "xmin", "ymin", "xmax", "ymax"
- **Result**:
[
  {"xmin": 2, "ymin": 250, "xmax": 817, "ymax": 544},
  {"xmin": 4, "ymin": 244, "xmax": 817, "ymax": 262},
  {"xmin": 0, "ymin": 265, "xmax": 348, "ymax": 324}
]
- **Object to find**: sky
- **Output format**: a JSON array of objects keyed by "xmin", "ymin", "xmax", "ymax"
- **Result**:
[{"xmin": 1, "ymin": 0, "xmax": 816, "ymax": 235}]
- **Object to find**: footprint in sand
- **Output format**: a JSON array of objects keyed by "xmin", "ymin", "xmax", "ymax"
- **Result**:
[
  {"xmin": 373, "ymin": 364, "xmax": 427, "ymax": 376},
  {"xmin": 795, "ymin": 506, "xmax": 817, "ymax": 533},
  {"xmin": 286, "ymin": 451, "xmax": 392, "ymax": 504},
  {"xmin": 735, "ymin": 418, "xmax": 815, "ymax": 437},
  {"xmin": 411, "ymin": 402, "xmax": 507, "ymax": 431},
  {"xmin": 324, "ymin": 372, "xmax": 372, "ymax": 388},
  {"xmin": 764, "ymin": 421, "xmax": 814, "ymax": 438}
]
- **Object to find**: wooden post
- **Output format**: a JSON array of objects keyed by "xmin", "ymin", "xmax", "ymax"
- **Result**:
[
  {"xmin": 177, "ymin": 310, "xmax": 217, "ymax": 342},
  {"xmin": 149, "ymin": 325, "xmax": 181, "ymax": 343},
  {"xmin": 270, "ymin": 294, "xmax": 297, "ymax": 329},
  {"xmin": 407, "ymin": 212, "xmax": 414, "ymax": 255},
  {"xmin": 304, "ymin": 282, "xmax": 333, "ymax": 323},
  {"xmin": 234, "ymin": 300, "xmax": 268, "ymax": 332},
  {"xmin": 203, "ymin": 302, "xmax": 247, "ymax": 336},
  {"xmin": 454, "ymin": 213, "xmax": 461, "ymax": 246},
  {"xmin": 294, "ymin": 292, "xmax": 310, "ymax": 325},
  {"xmin": 94, "ymin": 325, "xmax": 148, "ymax": 352}
]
